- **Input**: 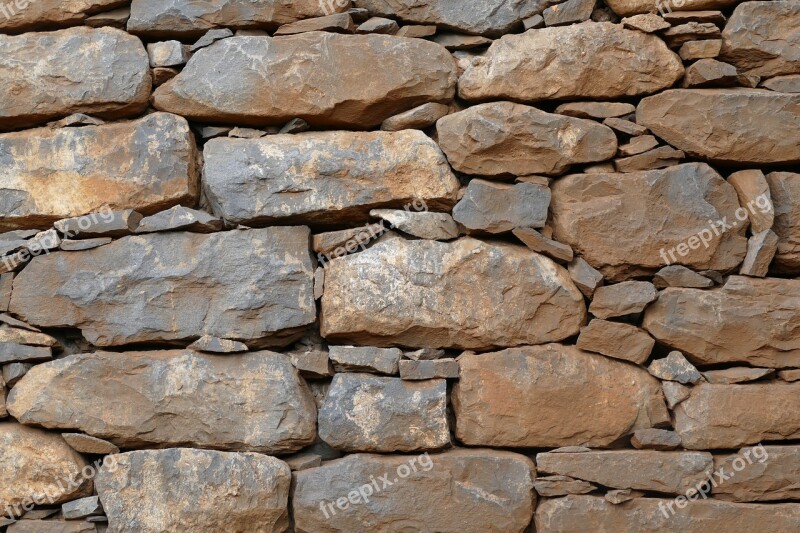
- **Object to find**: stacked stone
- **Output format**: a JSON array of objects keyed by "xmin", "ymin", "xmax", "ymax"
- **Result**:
[{"xmin": 1, "ymin": 1, "xmax": 799, "ymax": 532}]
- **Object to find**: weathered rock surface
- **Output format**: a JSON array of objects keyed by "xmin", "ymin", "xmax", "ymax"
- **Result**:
[
  {"xmin": 766, "ymin": 172, "xmax": 800, "ymax": 273},
  {"xmin": 380, "ymin": 102, "xmax": 450, "ymax": 131},
  {"xmin": 703, "ymin": 367, "xmax": 774, "ymax": 384},
  {"xmin": 62, "ymin": 433, "xmax": 120, "ymax": 455},
  {"xmin": 576, "ymin": 319, "xmax": 655, "ymax": 364},
  {"xmin": 740, "ymin": 229, "xmax": 778, "ymax": 277},
  {"xmin": 762, "ymin": 74, "xmax": 800, "ymax": 93},
  {"xmin": 0, "ymin": 113, "xmax": 197, "ymax": 232},
  {"xmin": 713, "ymin": 446, "xmax": 800, "ymax": 502},
  {"xmin": 555, "ymin": 101, "xmax": 635, "ymax": 119},
  {"xmin": 293, "ymin": 449, "xmax": 536, "ymax": 533},
  {"xmin": 321, "ymin": 235, "xmax": 586, "ymax": 349},
  {"xmin": 728, "ymin": 169, "xmax": 773, "ymax": 234},
  {"xmin": 7, "ymin": 350, "xmax": 317, "ymax": 453},
  {"xmin": 513, "ymin": 227, "xmax": 574, "ymax": 262},
  {"xmin": 648, "ymin": 351, "xmax": 703, "ymax": 384},
  {"xmin": 589, "ymin": 281, "xmax": 658, "ymax": 319},
  {"xmin": 328, "ymin": 346, "xmax": 402, "ymax": 374},
  {"xmin": 96, "ymin": 449, "xmax": 291, "ymax": 532},
  {"xmin": 452, "ymin": 180, "xmax": 550, "ymax": 233},
  {"xmin": 643, "ymin": 276, "xmax": 800, "ymax": 367},
  {"xmin": 459, "ymin": 22, "xmax": 683, "ymax": 101},
  {"xmin": 0, "ymin": 0, "xmax": 125, "ymax": 32},
  {"xmin": 535, "ymin": 476, "xmax": 597, "ymax": 497},
  {"xmin": 318, "ymin": 374, "xmax": 449, "ymax": 452},
  {"xmin": 452, "ymin": 345, "xmax": 669, "ymax": 447},
  {"xmin": 605, "ymin": 0, "xmax": 742, "ymax": 17},
  {"xmin": 673, "ymin": 382, "xmax": 800, "ymax": 449},
  {"xmin": 551, "ymin": 164, "xmax": 747, "ymax": 281},
  {"xmin": 0, "ymin": 27, "xmax": 150, "ymax": 130},
  {"xmin": 128, "ymin": 0, "xmax": 347, "ymax": 37},
  {"xmin": 370, "ymin": 209, "xmax": 459, "ymax": 240},
  {"xmin": 399, "ymin": 358, "xmax": 459, "ymax": 380},
  {"xmin": 9, "ymin": 228, "xmax": 315, "ymax": 347},
  {"xmin": 631, "ymin": 428, "xmax": 682, "ymax": 450},
  {"xmin": 653, "ymin": 265, "xmax": 714, "ymax": 288},
  {"xmin": 637, "ymin": 89, "xmax": 800, "ymax": 165},
  {"xmin": 203, "ymin": 131, "xmax": 458, "ymax": 226},
  {"xmin": 135, "ymin": 206, "xmax": 222, "ymax": 234},
  {"xmin": 153, "ymin": 33, "xmax": 456, "ymax": 128},
  {"xmin": 436, "ymin": 101, "xmax": 617, "ymax": 176},
  {"xmin": 536, "ymin": 495, "xmax": 800, "ymax": 532},
  {"xmin": 0, "ymin": 423, "xmax": 92, "ymax": 513},
  {"xmin": 536, "ymin": 450, "xmax": 713, "ymax": 494}
]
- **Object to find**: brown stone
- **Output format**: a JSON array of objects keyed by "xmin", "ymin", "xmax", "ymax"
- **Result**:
[
  {"xmin": 512, "ymin": 227, "xmax": 574, "ymax": 263},
  {"xmin": 618, "ymin": 135, "xmax": 659, "ymax": 156},
  {"xmin": 653, "ymin": 265, "xmax": 714, "ymax": 288},
  {"xmin": 432, "ymin": 33, "xmax": 492, "ymax": 50},
  {"xmin": 679, "ymin": 39, "xmax": 722, "ymax": 60},
  {"xmin": 55, "ymin": 209, "xmax": 142, "ymax": 238},
  {"xmin": 0, "ymin": 0, "xmax": 125, "ymax": 33},
  {"xmin": 273, "ymin": 13, "xmax": 355, "ymax": 35},
  {"xmin": 622, "ymin": 13, "xmax": 670, "ymax": 32},
  {"xmin": 395, "ymin": 25, "xmax": 437, "ymax": 38},
  {"xmin": 766, "ymin": 172, "xmax": 800, "ymax": 273},
  {"xmin": 555, "ymin": 101, "xmax": 635, "ymax": 119},
  {"xmin": 739, "ymin": 229, "xmax": 778, "ymax": 277},
  {"xmin": 568, "ymin": 257, "xmax": 604, "ymax": 297},
  {"xmin": 576, "ymin": 319, "xmax": 655, "ymax": 364},
  {"xmin": 728, "ymin": 169, "xmax": 773, "ymax": 233},
  {"xmin": 664, "ymin": 10, "xmax": 726, "ymax": 25},
  {"xmin": 370, "ymin": 209, "xmax": 460, "ymax": 241},
  {"xmin": 380, "ymin": 102, "xmax": 450, "ymax": 131},
  {"xmin": 713, "ymin": 445, "xmax": 800, "ymax": 502},
  {"xmin": 662, "ymin": 22, "xmax": 721, "ymax": 48},
  {"xmin": 703, "ymin": 367, "xmax": 774, "ymax": 384},
  {"xmin": 313, "ymin": 224, "xmax": 386, "ymax": 256},
  {"xmin": 779, "ymin": 369, "xmax": 800, "ymax": 382},
  {"xmin": 631, "ymin": 428, "xmax": 682, "ymax": 450},
  {"xmin": 534, "ymin": 476, "xmax": 597, "ymax": 497},
  {"xmin": 61, "ymin": 433, "xmax": 120, "ymax": 455},
  {"xmin": 682, "ymin": 58, "xmax": 739, "ymax": 87},
  {"xmin": 603, "ymin": 117, "xmax": 648, "ymax": 136},
  {"xmin": 648, "ymin": 351, "xmax": 703, "ymax": 384},
  {"xmin": 761, "ymin": 75, "xmax": 800, "ymax": 93},
  {"xmin": 589, "ymin": 281, "xmax": 658, "ymax": 319},
  {"xmin": 614, "ymin": 146, "xmax": 685, "ymax": 172},
  {"xmin": 328, "ymin": 346, "xmax": 402, "ymax": 375}
]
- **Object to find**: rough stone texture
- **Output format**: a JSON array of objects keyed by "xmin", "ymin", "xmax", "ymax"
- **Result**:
[
  {"xmin": 452, "ymin": 344, "xmax": 669, "ymax": 448},
  {"xmin": 459, "ymin": 22, "xmax": 684, "ymax": 102},
  {"xmin": 535, "ymin": 476, "xmax": 597, "ymax": 497},
  {"xmin": 643, "ymin": 276, "xmax": 800, "ymax": 368},
  {"xmin": 380, "ymin": 102, "xmax": 450, "ymax": 131},
  {"xmin": 453, "ymin": 180, "xmax": 551, "ymax": 233},
  {"xmin": 762, "ymin": 75, "xmax": 800, "ymax": 93},
  {"xmin": 637, "ymin": 89, "xmax": 800, "ymax": 165},
  {"xmin": 589, "ymin": 281, "xmax": 658, "ymax": 319},
  {"xmin": 536, "ymin": 495, "xmax": 800, "ymax": 532},
  {"xmin": 555, "ymin": 101, "xmax": 635, "ymax": 119},
  {"xmin": 328, "ymin": 346, "xmax": 402, "ymax": 375},
  {"xmin": 437, "ymin": 101, "xmax": 617, "ymax": 177},
  {"xmin": 0, "ymin": 423, "xmax": 92, "ymax": 513},
  {"xmin": 703, "ymin": 367, "xmax": 774, "ymax": 384},
  {"xmin": 293, "ymin": 449, "xmax": 536, "ymax": 532},
  {"xmin": 273, "ymin": 13, "xmax": 356, "ymax": 35},
  {"xmin": 551, "ymin": 164, "xmax": 748, "ymax": 281},
  {"xmin": 631, "ymin": 428, "xmax": 682, "ymax": 450},
  {"xmin": 680, "ymin": 39, "xmax": 723, "ymax": 60},
  {"xmin": 513, "ymin": 227, "xmax": 574, "ymax": 262},
  {"xmin": 321, "ymin": 235, "xmax": 586, "ymax": 349},
  {"xmin": 135, "ymin": 206, "xmax": 222, "ymax": 234},
  {"xmin": 653, "ymin": 265, "xmax": 714, "ymax": 288},
  {"xmin": 766, "ymin": 172, "xmax": 800, "ymax": 273},
  {"xmin": 648, "ymin": 351, "xmax": 703, "ymax": 384},
  {"xmin": 544, "ymin": 0, "xmax": 596, "ymax": 26},
  {"xmin": 536, "ymin": 450, "xmax": 713, "ymax": 494},
  {"xmin": 576, "ymin": 319, "xmax": 655, "ymax": 364},
  {"xmin": 128, "ymin": 0, "xmax": 347, "ymax": 37},
  {"xmin": 399, "ymin": 358, "xmax": 459, "ymax": 380},
  {"xmin": 568, "ymin": 257, "xmax": 604, "ymax": 297},
  {"xmin": 622, "ymin": 13, "xmax": 670, "ymax": 32},
  {"xmin": 96, "ymin": 449, "xmax": 291, "ymax": 532},
  {"xmin": 153, "ymin": 33, "xmax": 456, "ymax": 128},
  {"xmin": 727, "ymin": 169, "xmax": 773, "ymax": 234},
  {"xmin": 740, "ymin": 229, "xmax": 778, "ymax": 277},
  {"xmin": 0, "ymin": 113, "xmax": 198, "ymax": 232},
  {"xmin": 7, "ymin": 350, "xmax": 317, "ymax": 453},
  {"xmin": 187, "ymin": 335, "xmax": 248, "ymax": 354},
  {"xmin": 674, "ymin": 382, "xmax": 800, "ymax": 449},
  {"xmin": 0, "ymin": 0, "xmax": 125, "ymax": 33},
  {"xmin": 203, "ymin": 131, "xmax": 458, "ymax": 226},
  {"xmin": 9, "ymin": 228, "xmax": 315, "ymax": 347},
  {"xmin": 713, "ymin": 446, "xmax": 800, "ymax": 502},
  {"xmin": 6, "ymin": 522, "xmax": 96, "ymax": 533},
  {"xmin": 682, "ymin": 58, "xmax": 739, "ymax": 88},
  {"xmin": 318, "ymin": 373, "xmax": 449, "ymax": 452},
  {"xmin": 62, "ymin": 433, "xmax": 120, "ymax": 454},
  {"xmin": 0, "ymin": 27, "xmax": 150, "ymax": 130},
  {"xmin": 370, "ymin": 209, "xmax": 459, "ymax": 240}
]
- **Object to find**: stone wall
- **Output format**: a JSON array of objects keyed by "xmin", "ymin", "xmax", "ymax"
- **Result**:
[{"xmin": 1, "ymin": 1, "xmax": 799, "ymax": 532}]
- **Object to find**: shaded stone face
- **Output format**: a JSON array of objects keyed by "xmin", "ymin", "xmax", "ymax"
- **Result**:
[
  {"xmin": 452, "ymin": 180, "xmax": 551, "ymax": 233},
  {"xmin": 0, "ymin": 423, "xmax": 92, "ymax": 514},
  {"xmin": 459, "ymin": 22, "xmax": 683, "ymax": 102},
  {"xmin": 9, "ymin": 228, "xmax": 315, "ymax": 347},
  {"xmin": 153, "ymin": 34, "xmax": 456, "ymax": 128},
  {"xmin": 643, "ymin": 276, "xmax": 800, "ymax": 368},
  {"xmin": 452, "ymin": 345, "xmax": 669, "ymax": 448},
  {"xmin": 96, "ymin": 449, "xmax": 291, "ymax": 533},
  {"xmin": 0, "ymin": 27, "xmax": 151, "ymax": 130},
  {"xmin": 673, "ymin": 383, "xmax": 800, "ymax": 449},
  {"xmin": 767, "ymin": 172, "xmax": 800, "ymax": 273},
  {"xmin": 636, "ymin": 89, "xmax": 800, "ymax": 165},
  {"xmin": 203, "ymin": 131, "xmax": 459, "ymax": 227},
  {"xmin": 293, "ymin": 449, "xmax": 536, "ymax": 533},
  {"xmin": 0, "ymin": 113, "xmax": 199, "ymax": 232},
  {"xmin": 550, "ymin": 163, "xmax": 747, "ymax": 281},
  {"xmin": 321, "ymin": 235, "xmax": 586, "ymax": 349},
  {"xmin": 0, "ymin": 0, "xmax": 126, "ymax": 32},
  {"xmin": 436, "ymin": 101, "xmax": 617, "ymax": 177},
  {"xmin": 606, "ymin": 0, "xmax": 744, "ymax": 16},
  {"xmin": 7, "ymin": 350, "xmax": 317, "ymax": 453},
  {"xmin": 712, "ymin": 446, "xmax": 800, "ymax": 502}
]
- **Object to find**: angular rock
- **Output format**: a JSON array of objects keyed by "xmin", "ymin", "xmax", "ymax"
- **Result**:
[
  {"xmin": 459, "ymin": 22, "xmax": 683, "ymax": 101},
  {"xmin": 614, "ymin": 146, "xmax": 685, "ymax": 172},
  {"xmin": 321, "ymin": 235, "xmax": 587, "ymax": 349},
  {"xmin": 228, "ymin": 126, "xmax": 266, "ymax": 139},
  {"xmin": 328, "ymin": 346, "xmax": 402, "ymax": 375},
  {"xmin": 631, "ymin": 428, "xmax": 682, "ymax": 450},
  {"xmin": 654, "ymin": 265, "xmax": 714, "ymax": 288},
  {"xmin": 536, "ymin": 450, "xmax": 712, "ymax": 494},
  {"xmin": 55, "ymin": 209, "xmax": 142, "ymax": 239},
  {"xmin": 551, "ymin": 164, "xmax": 747, "ymax": 281},
  {"xmin": 568, "ymin": 257, "xmax": 603, "ymax": 297},
  {"xmin": 273, "ymin": 13, "xmax": 355, "ymax": 35},
  {"xmin": 187, "ymin": 335, "xmax": 248, "ymax": 354},
  {"xmin": 622, "ymin": 13, "xmax": 670, "ymax": 32},
  {"xmin": 318, "ymin": 374, "xmax": 449, "ymax": 452},
  {"xmin": 357, "ymin": 17, "xmax": 399, "ymax": 35},
  {"xmin": 278, "ymin": 118, "xmax": 309, "ymax": 134},
  {"xmin": 605, "ymin": 489, "xmax": 643, "ymax": 504},
  {"xmin": 203, "ymin": 131, "xmax": 458, "ymax": 226},
  {"xmin": 703, "ymin": 367, "xmax": 775, "ymax": 384},
  {"xmin": 544, "ymin": 0, "xmax": 596, "ymax": 27},
  {"xmin": 664, "ymin": 10, "xmax": 726, "ymax": 25},
  {"xmin": 96, "ymin": 449, "xmax": 290, "ymax": 532},
  {"xmin": 370, "ymin": 209, "xmax": 459, "ymax": 240},
  {"xmin": 432, "ymin": 33, "xmax": 492, "ymax": 50},
  {"xmin": 284, "ymin": 451, "xmax": 323, "ymax": 471},
  {"xmin": 618, "ymin": 135, "xmax": 659, "ymax": 156},
  {"xmin": 674, "ymin": 382, "xmax": 800, "ymax": 449},
  {"xmin": 60, "ymin": 238, "xmax": 112, "ymax": 251},
  {"xmin": 404, "ymin": 348, "xmax": 446, "ymax": 361},
  {"xmin": 312, "ymin": 223, "xmax": 387, "ymax": 257},
  {"xmin": 589, "ymin": 281, "xmax": 658, "ymax": 319},
  {"xmin": 135, "ymin": 206, "xmax": 223, "ymax": 234},
  {"xmin": 399, "ymin": 358, "xmax": 459, "ymax": 380},
  {"xmin": 0, "ymin": 423, "xmax": 91, "ymax": 514},
  {"xmin": 0, "ymin": 326, "xmax": 58, "ymax": 347},
  {"xmin": 2, "ymin": 363, "xmax": 30, "ymax": 387},
  {"xmin": 761, "ymin": 74, "xmax": 800, "ymax": 93},
  {"xmin": 644, "ymin": 276, "xmax": 800, "ymax": 367},
  {"xmin": 662, "ymin": 22, "xmax": 720, "ymax": 48},
  {"xmin": 683, "ymin": 58, "xmax": 739, "ymax": 87},
  {"xmin": 0, "ymin": 272, "xmax": 11, "ymax": 311},
  {"xmin": 0, "ymin": 343, "xmax": 52, "ymax": 364},
  {"xmin": 637, "ymin": 89, "xmax": 800, "ymax": 165},
  {"xmin": 190, "ymin": 28, "xmax": 234, "ymax": 52},
  {"xmin": 512, "ymin": 227, "xmax": 573, "ymax": 263},
  {"xmin": 713, "ymin": 445, "xmax": 800, "ymax": 502},
  {"xmin": 605, "ymin": 0, "xmax": 740, "ymax": 17},
  {"xmin": 63, "ymin": 496, "xmax": 102, "ymax": 520},
  {"xmin": 453, "ymin": 180, "xmax": 551, "ymax": 233},
  {"xmin": 555, "ymin": 101, "xmax": 635, "ymax": 119},
  {"xmin": 603, "ymin": 117, "xmax": 648, "ymax": 136},
  {"xmin": 576, "ymin": 319, "xmax": 655, "ymax": 364},
  {"xmin": 146, "ymin": 41, "xmax": 190, "ymax": 68},
  {"xmin": 7, "ymin": 521, "xmax": 95, "ymax": 532},
  {"xmin": 648, "ymin": 351, "xmax": 703, "ymax": 384},
  {"xmin": 0, "ymin": 112, "xmax": 197, "ymax": 232},
  {"xmin": 293, "ymin": 449, "xmax": 536, "ymax": 532},
  {"xmin": 288, "ymin": 348, "xmax": 333, "ymax": 379},
  {"xmin": 395, "ymin": 24, "xmax": 437, "ymax": 38},
  {"xmin": 380, "ymin": 102, "xmax": 450, "ymax": 131},
  {"xmin": 779, "ymin": 369, "xmax": 800, "ymax": 382},
  {"xmin": 663, "ymin": 381, "xmax": 691, "ymax": 409},
  {"xmin": 437, "ymin": 101, "xmax": 617, "ymax": 177},
  {"xmin": 62, "ymin": 433, "xmax": 120, "ymax": 455},
  {"xmin": 728, "ymin": 169, "xmax": 773, "ymax": 233},
  {"xmin": 534, "ymin": 476, "xmax": 597, "ymax": 497},
  {"xmin": 153, "ymin": 33, "xmax": 456, "ymax": 128},
  {"xmin": 9, "ymin": 228, "xmax": 315, "ymax": 347},
  {"xmin": 0, "ymin": 27, "xmax": 150, "ymax": 130},
  {"xmin": 766, "ymin": 172, "xmax": 800, "ymax": 273},
  {"xmin": 680, "ymin": 38, "xmax": 722, "ymax": 60},
  {"xmin": 453, "ymin": 344, "xmax": 669, "ymax": 447},
  {"xmin": 739, "ymin": 229, "xmax": 778, "ymax": 277},
  {"xmin": 0, "ymin": 0, "xmax": 124, "ymax": 33}
]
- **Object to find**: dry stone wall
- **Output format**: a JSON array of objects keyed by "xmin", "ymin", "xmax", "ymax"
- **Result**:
[{"xmin": 0, "ymin": 1, "xmax": 799, "ymax": 532}]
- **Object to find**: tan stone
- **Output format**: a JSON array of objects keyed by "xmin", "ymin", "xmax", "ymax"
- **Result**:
[
  {"xmin": 589, "ymin": 281, "xmax": 658, "ymax": 318},
  {"xmin": 534, "ymin": 476, "xmax": 597, "ymax": 497},
  {"xmin": 679, "ymin": 39, "xmax": 722, "ymax": 60},
  {"xmin": 0, "ymin": 0, "xmax": 124, "ymax": 32},
  {"xmin": 713, "ymin": 446, "xmax": 800, "ymax": 502},
  {"xmin": 727, "ymin": 169, "xmax": 773, "ymax": 233},
  {"xmin": 739, "ymin": 229, "xmax": 778, "ymax": 277},
  {"xmin": 576, "ymin": 319, "xmax": 655, "ymax": 364},
  {"xmin": 766, "ymin": 172, "xmax": 800, "ymax": 273}
]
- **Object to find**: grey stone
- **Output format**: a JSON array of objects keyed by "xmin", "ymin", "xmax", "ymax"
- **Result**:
[
  {"xmin": 399, "ymin": 359, "xmax": 459, "ymax": 380},
  {"xmin": 453, "ymin": 180, "xmax": 551, "ymax": 233},
  {"xmin": 187, "ymin": 335, "xmax": 249, "ymax": 354},
  {"xmin": 190, "ymin": 29, "xmax": 234, "ymax": 52},
  {"xmin": 60, "ymin": 238, "xmax": 113, "ymax": 251},
  {"xmin": 761, "ymin": 75, "xmax": 800, "ymax": 93},
  {"xmin": 512, "ymin": 227, "xmax": 574, "ymax": 263},
  {"xmin": 663, "ymin": 381, "xmax": 691, "ymax": 409},
  {"xmin": 62, "ymin": 496, "xmax": 102, "ymax": 520},
  {"xmin": 739, "ymin": 229, "xmax": 778, "ymax": 277},
  {"xmin": 135, "ymin": 206, "xmax": 223, "ymax": 234},
  {"xmin": 2, "ymin": 363, "xmax": 31, "ymax": 387},
  {"xmin": 370, "ymin": 209, "xmax": 459, "ymax": 240},
  {"xmin": 648, "ymin": 351, "xmax": 703, "ymax": 384},
  {"xmin": 6, "ymin": 521, "xmax": 96, "ymax": 532},
  {"xmin": 228, "ymin": 127, "xmax": 267, "ymax": 138},
  {"xmin": 328, "ymin": 346, "xmax": 402, "ymax": 375},
  {"xmin": 544, "ymin": 0, "xmax": 596, "ymax": 26},
  {"xmin": 146, "ymin": 40, "xmax": 190, "ymax": 68},
  {"xmin": 0, "ymin": 343, "xmax": 52, "ymax": 364},
  {"xmin": 381, "ymin": 102, "xmax": 450, "ymax": 131},
  {"xmin": 404, "ymin": 348, "xmax": 446, "ymax": 361},
  {"xmin": 85, "ymin": 6, "xmax": 131, "ymax": 29},
  {"xmin": 621, "ymin": 13, "xmax": 670, "ymax": 32},
  {"xmin": 284, "ymin": 451, "xmax": 323, "ymax": 471},
  {"xmin": 55, "ymin": 209, "xmax": 142, "ymax": 238},
  {"xmin": 589, "ymin": 281, "xmax": 658, "ymax": 319},
  {"xmin": 432, "ymin": 33, "xmax": 492, "ymax": 50},
  {"xmin": 278, "ymin": 118, "xmax": 309, "ymax": 134},
  {"xmin": 49, "ymin": 113, "xmax": 105, "ymax": 128},
  {"xmin": 288, "ymin": 348, "xmax": 334, "ymax": 379},
  {"xmin": 273, "ymin": 13, "xmax": 355, "ymax": 35},
  {"xmin": 356, "ymin": 17, "xmax": 399, "ymax": 34},
  {"xmin": 0, "ymin": 0, "xmax": 124, "ymax": 32},
  {"xmin": 653, "ymin": 265, "xmax": 714, "ymax": 288},
  {"xmin": 631, "ymin": 428, "xmax": 682, "ymax": 450},
  {"xmin": 568, "ymin": 257, "xmax": 604, "ymax": 298},
  {"xmin": 395, "ymin": 24, "xmax": 437, "ymax": 38},
  {"xmin": 534, "ymin": 475, "xmax": 597, "ymax": 497}
]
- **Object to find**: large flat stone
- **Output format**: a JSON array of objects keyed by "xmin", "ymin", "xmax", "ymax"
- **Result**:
[
  {"xmin": 713, "ymin": 446, "xmax": 800, "ymax": 502},
  {"xmin": 7, "ymin": 350, "xmax": 317, "ymax": 453},
  {"xmin": 0, "ymin": 0, "xmax": 125, "ymax": 32},
  {"xmin": 643, "ymin": 276, "xmax": 800, "ymax": 368},
  {"xmin": 551, "ymin": 163, "xmax": 746, "ymax": 281},
  {"xmin": 637, "ymin": 89, "xmax": 800, "ymax": 165},
  {"xmin": 0, "ymin": 113, "xmax": 198, "ymax": 232},
  {"xmin": 96, "ymin": 449, "xmax": 291, "ymax": 533},
  {"xmin": 767, "ymin": 172, "xmax": 800, "ymax": 273},
  {"xmin": 459, "ymin": 22, "xmax": 683, "ymax": 102},
  {"xmin": 293, "ymin": 449, "xmax": 536, "ymax": 533},
  {"xmin": 0, "ymin": 27, "xmax": 150, "ymax": 130},
  {"xmin": 673, "ymin": 382, "xmax": 800, "ymax": 449},
  {"xmin": 321, "ymin": 235, "xmax": 586, "ymax": 349},
  {"xmin": 153, "ymin": 33, "xmax": 456, "ymax": 128},
  {"xmin": 9, "ymin": 228, "xmax": 315, "ymax": 347},
  {"xmin": 203, "ymin": 131, "xmax": 459, "ymax": 226},
  {"xmin": 606, "ymin": 0, "xmax": 743, "ymax": 16},
  {"xmin": 436, "ymin": 101, "xmax": 617, "ymax": 177},
  {"xmin": 128, "ymin": 0, "xmax": 346, "ymax": 37},
  {"xmin": 452, "ymin": 344, "xmax": 669, "ymax": 448}
]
